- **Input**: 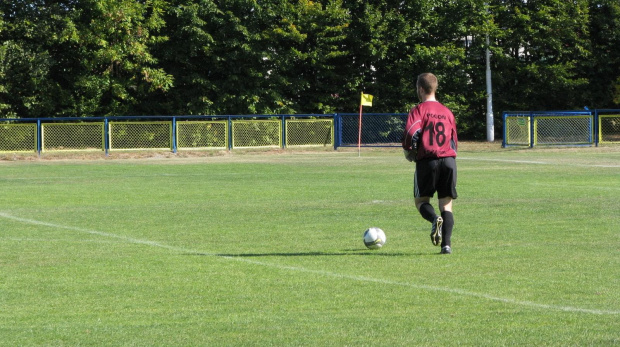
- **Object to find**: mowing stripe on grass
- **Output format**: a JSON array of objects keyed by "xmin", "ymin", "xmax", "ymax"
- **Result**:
[{"xmin": 2, "ymin": 211, "xmax": 618, "ymax": 316}]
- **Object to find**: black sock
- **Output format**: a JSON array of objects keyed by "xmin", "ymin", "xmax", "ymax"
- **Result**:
[
  {"xmin": 418, "ymin": 203, "xmax": 437, "ymax": 223},
  {"xmin": 441, "ymin": 211, "xmax": 454, "ymax": 247}
]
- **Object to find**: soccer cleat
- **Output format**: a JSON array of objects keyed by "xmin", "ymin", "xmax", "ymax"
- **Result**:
[
  {"xmin": 430, "ymin": 216, "xmax": 443, "ymax": 246},
  {"xmin": 440, "ymin": 246, "xmax": 452, "ymax": 254}
]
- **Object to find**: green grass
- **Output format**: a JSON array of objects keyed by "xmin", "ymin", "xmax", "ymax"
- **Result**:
[{"xmin": 1, "ymin": 145, "xmax": 619, "ymax": 346}]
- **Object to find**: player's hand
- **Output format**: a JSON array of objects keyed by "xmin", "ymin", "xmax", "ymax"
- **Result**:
[{"xmin": 403, "ymin": 149, "xmax": 417, "ymax": 162}]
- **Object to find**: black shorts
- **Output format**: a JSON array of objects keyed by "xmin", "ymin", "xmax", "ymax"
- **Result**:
[{"xmin": 414, "ymin": 157, "xmax": 457, "ymax": 199}]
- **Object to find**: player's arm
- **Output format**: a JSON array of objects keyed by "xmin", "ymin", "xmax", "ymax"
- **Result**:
[
  {"xmin": 450, "ymin": 114, "xmax": 458, "ymax": 153},
  {"xmin": 402, "ymin": 108, "xmax": 423, "ymax": 150},
  {"xmin": 402, "ymin": 108, "xmax": 422, "ymax": 161}
]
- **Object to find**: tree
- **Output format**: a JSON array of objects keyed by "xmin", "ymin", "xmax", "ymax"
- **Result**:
[
  {"xmin": 0, "ymin": 9, "xmax": 11, "ymax": 116},
  {"xmin": 0, "ymin": 0, "xmax": 172, "ymax": 118},
  {"xmin": 492, "ymin": 0, "xmax": 591, "ymax": 112},
  {"xmin": 155, "ymin": 0, "xmax": 274, "ymax": 115},
  {"xmin": 157, "ymin": 0, "xmax": 353, "ymax": 115},
  {"xmin": 345, "ymin": 0, "xmax": 491, "ymax": 136},
  {"xmin": 586, "ymin": 0, "xmax": 620, "ymax": 107},
  {"xmin": 149, "ymin": 0, "xmax": 218, "ymax": 115},
  {"xmin": 262, "ymin": 0, "xmax": 352, "ymax": 114},
  {"xmin": 1, "ymin": 0, "xmax": 619, "ymax": 140},
  {"xmin": 0, "ymin": 1, "xmax": 77, "ymax": 118},
  {"xmin": 72, "ymin": 0, "xmax": 172, "ymax": 116}
]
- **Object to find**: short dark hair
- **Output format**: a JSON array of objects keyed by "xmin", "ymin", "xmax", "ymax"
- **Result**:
[{"xmin": 417, "ymin": 73, "xmax": 438, "ymax": 95}]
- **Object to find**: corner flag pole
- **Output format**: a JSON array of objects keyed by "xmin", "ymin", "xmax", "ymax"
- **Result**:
[
  {"xmin": 359, "ymin": 92, "xmax": 373, "ymax": 157},
  {"xmin": 358, "ymin": 102, "xmax": 363, "ymax": 157}
]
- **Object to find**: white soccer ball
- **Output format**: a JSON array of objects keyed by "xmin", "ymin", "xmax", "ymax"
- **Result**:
[{"xmin": 363, "ymin": 227, "xmax": 386, "ymax": 249}]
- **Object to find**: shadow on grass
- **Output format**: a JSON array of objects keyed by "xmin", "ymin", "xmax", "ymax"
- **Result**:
[{"xmin": 186, "ymin": 249, "xmax": 430, "ymax": 257}]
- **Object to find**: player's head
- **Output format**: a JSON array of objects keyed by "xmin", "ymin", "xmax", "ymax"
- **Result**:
[{"xmin": 416, "ymin": 73, "xmax": 438, "ymax": 100}]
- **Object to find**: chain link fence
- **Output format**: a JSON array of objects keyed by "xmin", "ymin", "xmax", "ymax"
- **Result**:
[
  {"xmin": 232, "ymin": 120, "xmax": 281, "ymax": 148},
  {"xmin": 599, "ymin": 114, "xmax": 620, "ymax": 144},
  {"xmin": 502, "ymin": 111, "xmax": 619, "ymax": 147},
  {"xmin": 1, "ymin": 112, "xmax": 619, "ymax": 154},
  {"xmin": 285, "ymin": 119, "xmax": 333, "ymax": 147},
  {"xmin": 534, "ymin": 115, "xmax": 593, "ymax": 145},
  {"xmin": 109, "ymin": 122, "xmax": 172, "ymax": 151},
  {"xmin": 504, "ymin": 114, "xmax": 531, "ymax": 146},
  {"xmin": 337, "ymin": 113, "xmax": 407, "ymax": 147},
  {"xmin": 0, "ymin": 123, "xmax": 36, "ymax": 152},
  {"xmin": 177, "ymin": 121, "xmax": 228, "ymax": 149},
  {"xmin": 42, "ymin": 123, "xmax": 104, "ymax": 151}
]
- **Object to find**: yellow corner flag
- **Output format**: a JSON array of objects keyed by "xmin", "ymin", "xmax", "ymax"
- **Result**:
[{"xmin": 360, "ymin": 93, "xmax": 373, "ymax": 107}]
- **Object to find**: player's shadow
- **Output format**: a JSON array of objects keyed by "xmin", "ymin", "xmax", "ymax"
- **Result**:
[{"xmin": 208, "ymin": 250, "xmax": 423, "ymax": 257}]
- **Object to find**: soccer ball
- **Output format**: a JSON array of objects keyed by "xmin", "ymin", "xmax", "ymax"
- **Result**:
[{"xmin": 363, "ymin": 227, "xmax": 386, "ymax": 249}]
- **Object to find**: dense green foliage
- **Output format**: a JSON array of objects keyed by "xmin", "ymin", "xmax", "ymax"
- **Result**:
[{"xmin": 1, "ymin": 0, "xmax": 620, "ymax": 138}]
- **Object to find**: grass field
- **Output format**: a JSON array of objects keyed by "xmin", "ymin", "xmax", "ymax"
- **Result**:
[{"xmin": 1, "ymin": 144, "xmax": 619, "ymax": 346}]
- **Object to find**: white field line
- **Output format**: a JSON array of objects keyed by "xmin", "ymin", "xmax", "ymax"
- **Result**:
[
  {"xmin": 459, "ymin": 157, "xmax": 620, "ymax": 168},
  {"xmin": 1, "ymin": 211, "xmax": 618, "ymax": 316},
  {"xmin": 1, "ymin": 237, "xmax": 125, "ymax": 244},
  {"xmin": 0, "ymin": 212, "xmax": 189, "ymax": 253}
]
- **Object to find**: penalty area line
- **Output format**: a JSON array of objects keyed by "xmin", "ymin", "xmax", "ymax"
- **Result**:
[{"xmin": 1, "ymin": 211, "xmax": 618, "ymax": 316}]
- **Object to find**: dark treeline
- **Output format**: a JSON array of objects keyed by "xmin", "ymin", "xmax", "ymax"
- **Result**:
[{"xmin": 1, "ymin": 0, "xmax": 619, "ymax": 138}]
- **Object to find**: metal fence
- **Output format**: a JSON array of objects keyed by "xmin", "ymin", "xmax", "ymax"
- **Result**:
[
  {"xmin": 0, "ymin": 114, "xmax": 410, "ymax": 154},
  {"xmin": 0, "ymin": 114, "xmax": 365, "ymax": 154},
  {"xmin": 2, "ymin": 111, "xmax": 618, "ymax": 154},
  {"xmin": 503, "ymin": 110, "xmax": 620, "ymax": 147},
  {"xmin": 176, "ymin": 120, "xmax": 228, "ymax": 149},
  {"xmin": 0, "ymin": 123, "xmax": 36, "ymax": 152},
  {"xmin": 597, "ymin": 110, "xmax": 620, "ymax": 144},
  {"xmin": 336, "ymin": 113, "xmax": 407, "ymax": 147}
]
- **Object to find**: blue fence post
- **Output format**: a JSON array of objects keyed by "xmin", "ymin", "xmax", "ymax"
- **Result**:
[
  {"xmin": 334, "ymin": 113, "xmax": 340, "ymax": 150},
  {"xmin": 104, "ymin": 118, "xmax": 109, "ymax": 156},
  {"xmin": 36, "ymin": 119, "xmax": 42, "ymax": 156},
  {"xmin": 281, "ymin": 115, "xmax": 286, "ymax": 148},
  {"xmin": 172, "ymin": 117, "xmax": 177, "ymax": 153},
  {"xmin": 501, "ymin": 112, "xmax": 507, "ymax": 148},
  {"xmin": 228, "ymin": 116, "xmax": 233, "ymax": 150},
  {"xmin": 588, "ymin": 112, "xmax": 595, "ymax": 147},
  {"xmin": 529, "ymin": 111, "xmax": 535, "ymax": 148},
  {"xmin": 594, "ymin": 109, "xmax": 599, "ymax": 147}
]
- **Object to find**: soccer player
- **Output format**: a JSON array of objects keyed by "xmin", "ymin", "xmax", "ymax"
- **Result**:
[{"xmin": 402, "ymin": 72, "xmax": 458, "ymax": 254}]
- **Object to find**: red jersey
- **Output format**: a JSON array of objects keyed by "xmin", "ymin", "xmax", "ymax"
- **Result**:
[{"xmin": 402, "ymin": 101, "xmax": 458, "ymax": 160}]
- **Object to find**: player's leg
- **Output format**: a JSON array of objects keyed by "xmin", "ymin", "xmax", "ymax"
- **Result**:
[
  {"xmin": 416, "ymin": 196, "xmax": 442, "ymax": 247},
  {"xmin": 414, "ymin": 161, "xmax": 436, "ymax": 222},
  {"xmin": 438, "ymin": 197, "xmax": 453, "ymax": 253},
  {"xmin": 415, "ymin": 197, "xmax": 435, "ymax": 222},
  {"xmin": 413, "ymin": 160, "xmax": 442, "ymax": 246},
  {"xmin": 437, "ymin": 157, "xmax": 457, "ymax": 254},
  {"xmin": 413, "ymin": 162, "xmax": 437, "ymax": 223}
]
